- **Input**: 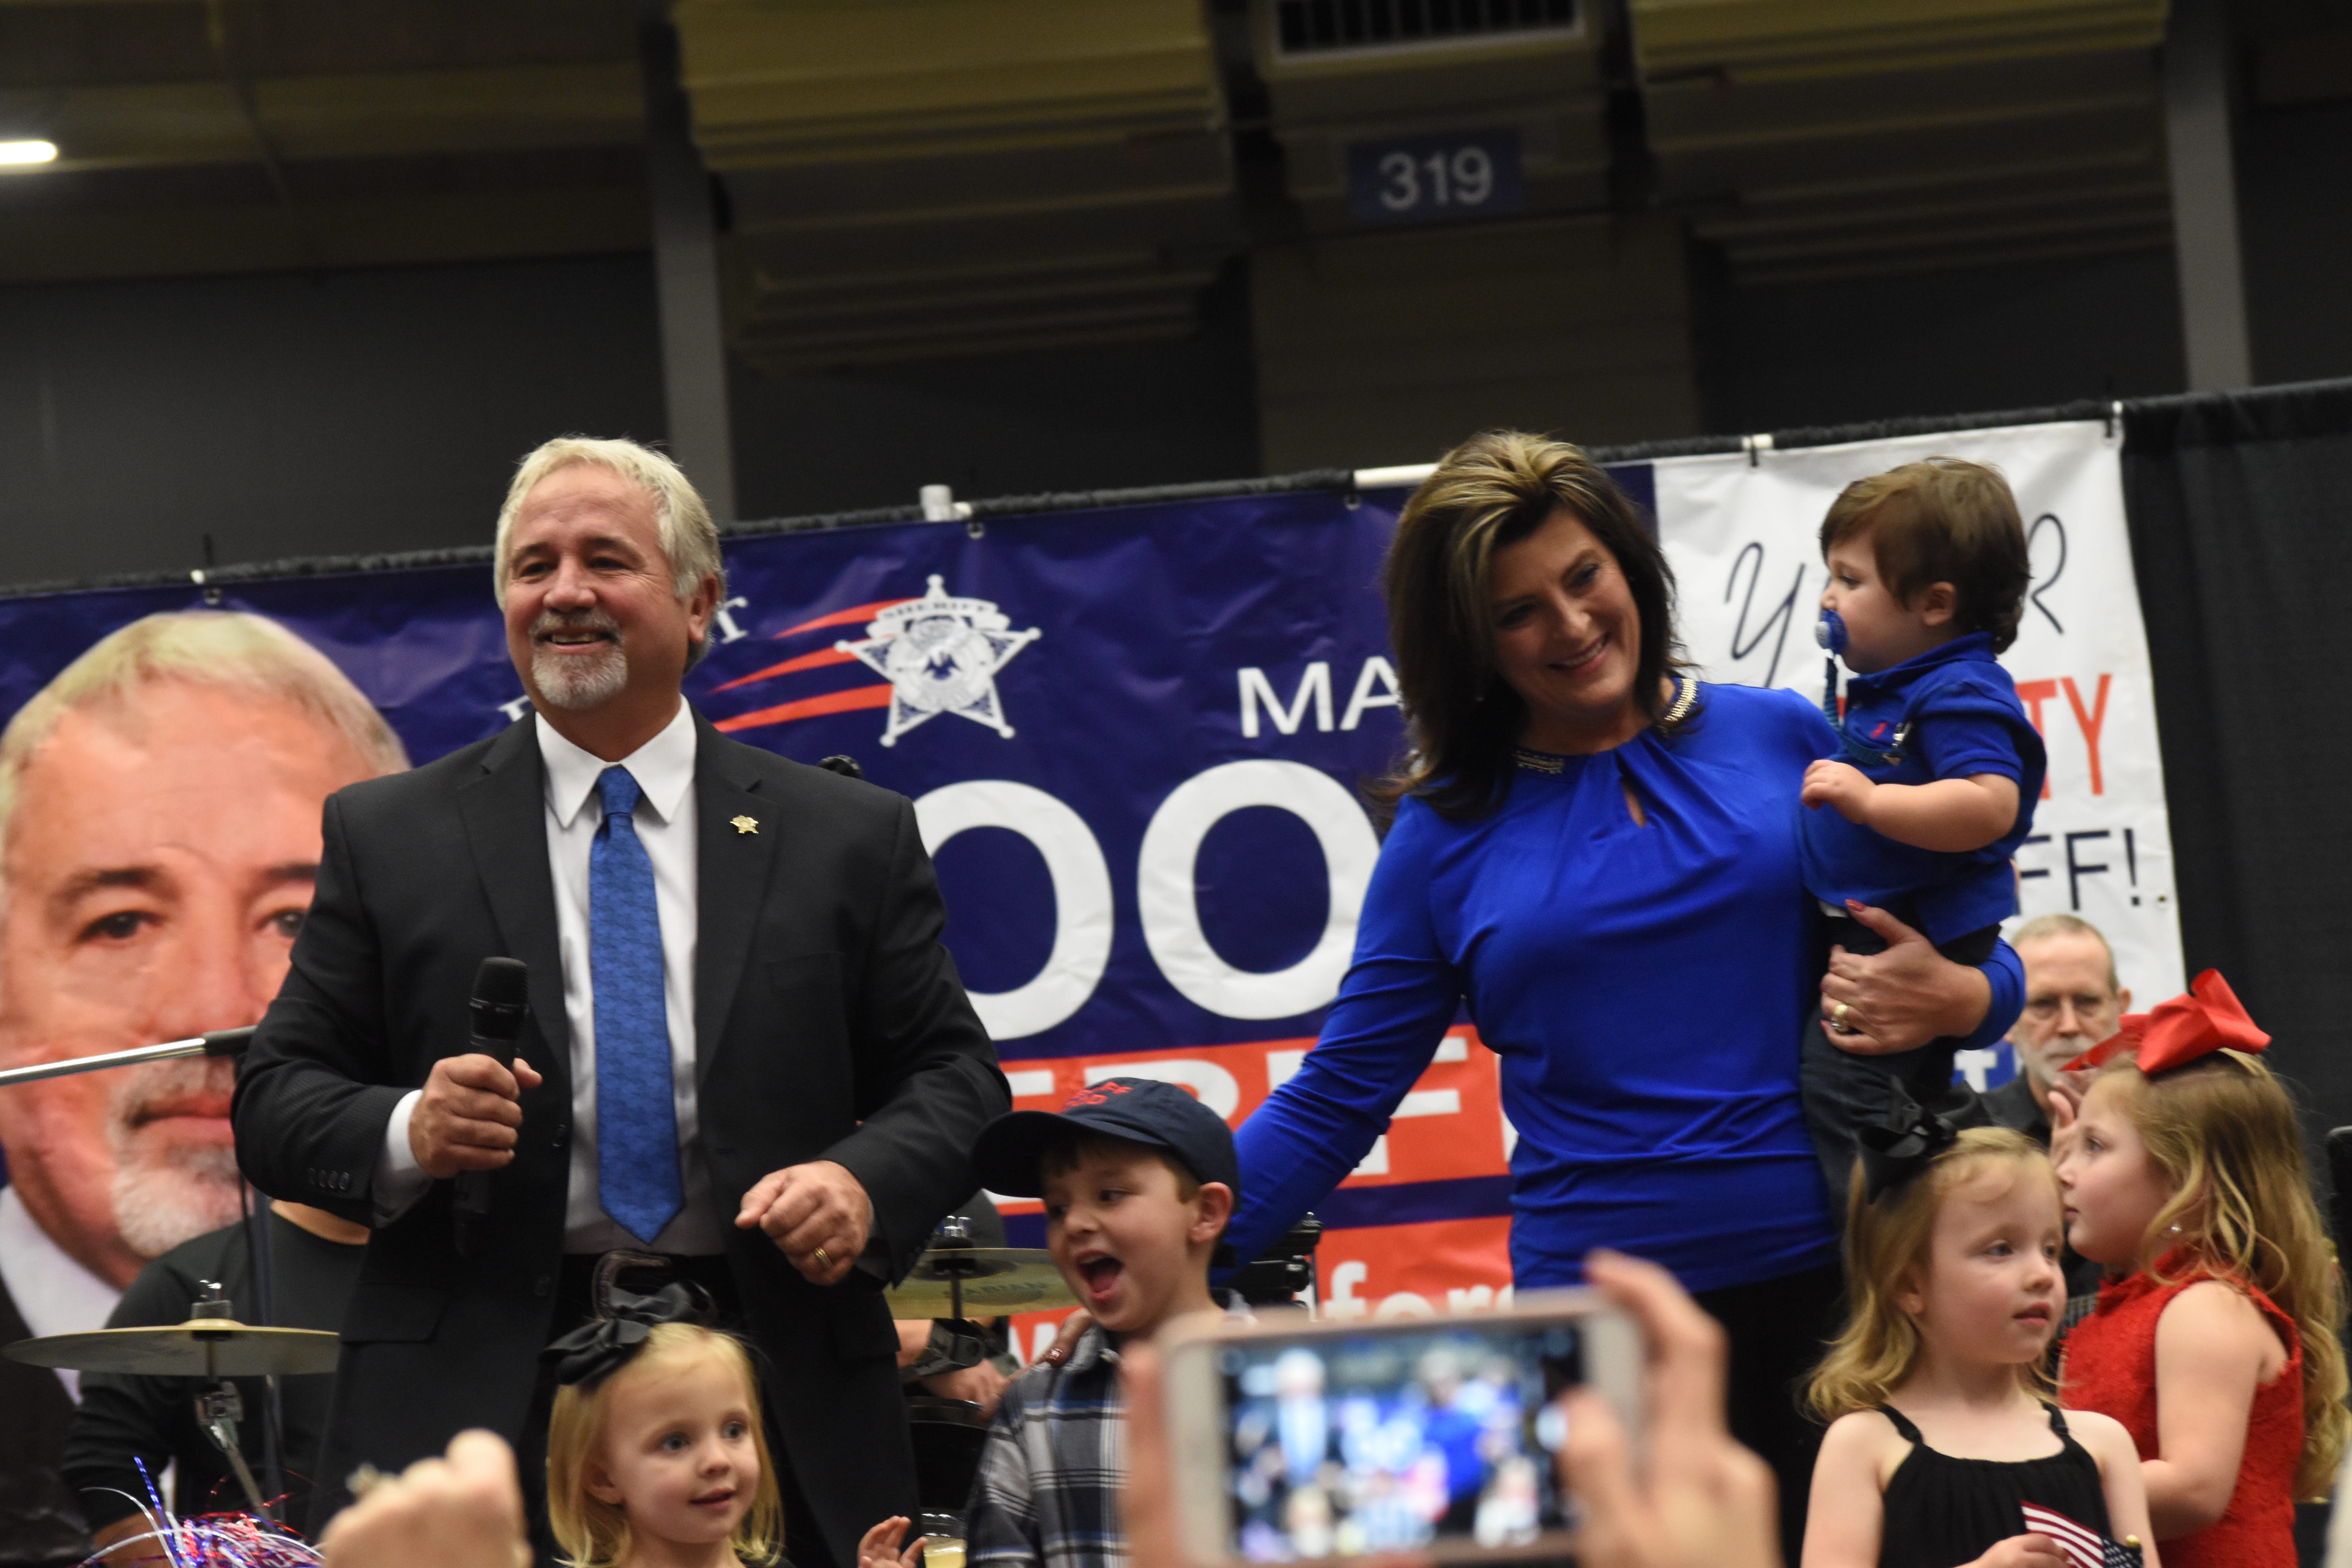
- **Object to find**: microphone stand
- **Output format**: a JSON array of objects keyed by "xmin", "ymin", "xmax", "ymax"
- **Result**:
[{"xmin": 0, "ymin": 1026, "xmax": 254, "ymax": 1089}]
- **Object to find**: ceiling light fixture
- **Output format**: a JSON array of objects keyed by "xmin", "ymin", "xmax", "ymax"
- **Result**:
[{"xmin": 0, "ymin": 140, "xmax": 59, "ymax": 166}]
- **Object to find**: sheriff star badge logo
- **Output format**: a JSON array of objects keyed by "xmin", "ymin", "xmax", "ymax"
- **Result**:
[{"xmin": 835, "ymin": 576, "xmax": 1042, "ymax": 748}]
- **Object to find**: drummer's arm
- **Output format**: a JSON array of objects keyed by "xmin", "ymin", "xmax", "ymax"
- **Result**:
[
  {"xmin": 897, "ymin": 1318, "xmax": 1011, "ymax": 1417},
  {"xmin": 89, "ymin": 1516, "xmax": 175, "ymax": 1566}
]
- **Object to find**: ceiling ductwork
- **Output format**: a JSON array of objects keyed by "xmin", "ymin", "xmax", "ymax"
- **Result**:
[
  {"xmin": 670, "ymin": 0, "xmax": 1242, "ymax": 369},
  {"xmin": 0, "ymin": 0, "xmax": 646, "ymax": 284},
  {"xmin": 1630, "ymin": 0, "xmax": 2174, "ymax": 283}
]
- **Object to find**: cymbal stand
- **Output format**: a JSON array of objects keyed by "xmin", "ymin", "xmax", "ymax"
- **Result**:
[
  {"xmin": 194, "ymin": 1382, "xmax": 274, "ymax": 1523},
  {"xmin": 931, "ymin": 1216, "xmax": 976, "ymax": 1324},
  {"xmin": 189, "ymin": 1287, "xmax": 274, "ymax": 1523}
]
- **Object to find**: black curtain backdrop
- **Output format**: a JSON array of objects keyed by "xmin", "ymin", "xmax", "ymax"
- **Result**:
[{"xmin": 2123, "ymin": 377, "xmax": 2352, "ymax": 1145}]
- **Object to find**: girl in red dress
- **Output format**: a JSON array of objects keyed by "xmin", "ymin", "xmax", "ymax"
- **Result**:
[{"xmin": 2054, "ymin": 972, "xmax": 2348, "ymax": 1568}]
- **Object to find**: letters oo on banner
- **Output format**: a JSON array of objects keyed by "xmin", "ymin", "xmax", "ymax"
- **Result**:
[{"xmin": 1653, "ymin": 420, "xmax": 2187, "ymax": 1020}]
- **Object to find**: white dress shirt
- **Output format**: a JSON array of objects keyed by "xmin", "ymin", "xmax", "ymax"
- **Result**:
[
  {"xmin": 375, "ymin": 702, "xmax": 723, "ymax": 1254},
  {"xmin": 0, "ymin": 1184, "xmax": 121, "ymax": 1401}
]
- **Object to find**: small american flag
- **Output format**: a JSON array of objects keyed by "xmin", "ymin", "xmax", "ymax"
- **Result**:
[{"xmin": 2019, "ymin": 1503, "xmax": 2141, "ymax": 1568}]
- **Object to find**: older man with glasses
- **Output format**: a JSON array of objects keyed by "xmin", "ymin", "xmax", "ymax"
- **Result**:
[{"xmin": 1983, "ymin": 913, "xmax": 2131, "ymax": 1145}]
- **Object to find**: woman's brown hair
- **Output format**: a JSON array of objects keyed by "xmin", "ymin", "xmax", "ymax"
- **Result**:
[
  {"xmin": 1374, "ymin": 430, "xmax": 1688, "ymax": 820},
  {"xmin": 2100, "ymin": 1053, "xmax": 2350, "ymax": 1498}
]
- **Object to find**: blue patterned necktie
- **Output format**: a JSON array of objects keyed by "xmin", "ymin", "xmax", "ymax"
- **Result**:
[{"xmin": 591, "ymin": 765, "xmax": 683, "ymax": 1244}]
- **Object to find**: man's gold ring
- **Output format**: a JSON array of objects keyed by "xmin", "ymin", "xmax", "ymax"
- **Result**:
[
  {"xmin": 812, "ymin": 1245, "xmax": 831, "ymax": 1268},
  {"xmin": 1832, "ymin": 1002, "xmax": 1853, "ymax": 1032}
]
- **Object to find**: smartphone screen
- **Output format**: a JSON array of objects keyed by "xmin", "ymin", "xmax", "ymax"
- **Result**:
[{"xmin": 1211, "ymin": 1320, "xmax": 1584, "ymax": 1562}]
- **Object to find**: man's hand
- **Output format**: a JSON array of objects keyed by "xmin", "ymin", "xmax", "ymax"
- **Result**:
[
  {"xmin": 1562, "ymin": 1250, "xmax": 1781, "ymax": 1568},
  {"xmin": 1801, "ymin": 760, "xmax": 1876, "ymax": 824},
  {"xmin": 321, "ymin": 1429, "xmax": 530, "ymax": 1568},
  {"xmin": 735, "ymin": 1159, "xmax": 872, "ymax": 1285},
  {"xmin": 408, "ymin": 1055, "xmax": 544, "ymax": 1180},
  {"xmin": 1820, "ymin": 901, "xmax": 1991, "ymax": 1055},
  {"xmin": 922, "ymin": 1359, "xmax": 1010, "ymax": 1418}
]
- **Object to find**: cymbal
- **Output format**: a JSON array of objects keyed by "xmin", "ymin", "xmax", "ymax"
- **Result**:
[
  {"xmin": 5, "ymin": 1319, "xmax": 341, "ymax": 1377},
  {"xmin": 886, "ymin": 1248, "xmax": 1075, "ymax": 1318}
]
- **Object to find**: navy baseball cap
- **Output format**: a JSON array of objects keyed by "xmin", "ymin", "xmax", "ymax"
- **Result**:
[{"xmin": 972, "ymin": 1076, "xmax": 1240, "ymax": 1202}]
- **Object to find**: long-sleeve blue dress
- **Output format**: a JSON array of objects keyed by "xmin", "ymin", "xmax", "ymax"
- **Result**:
[{"xmin": 1228, "ymin": 681, "xmax": 2025, "ymax": 1293}]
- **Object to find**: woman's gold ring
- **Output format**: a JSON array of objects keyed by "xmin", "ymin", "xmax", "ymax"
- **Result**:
[
  {"xmin": 1832, "ymin": 1002, "xmax": 1852, "ymax": 1032},
  {"xmin": 812, "ymin": 1245, "xmax": 831, "ymax": 1268}
]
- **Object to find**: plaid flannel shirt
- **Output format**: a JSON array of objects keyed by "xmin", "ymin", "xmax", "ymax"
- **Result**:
[{"xmin": 965, "ymin": 1323, "xmax": 1127, "ymax": 1568}]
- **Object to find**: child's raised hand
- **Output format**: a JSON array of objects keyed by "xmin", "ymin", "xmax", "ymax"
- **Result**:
[
  {"xmin": 858, "ymin": 1515, "xmax": 927, "ymax": 1568},
  {"xmin": 1801, "ymin": 759, "xmax": 1876, "ymax": 823},
  {"xmin": 1973, "ymin": 1534, "xmax": 2069, "ymax": 1568}
]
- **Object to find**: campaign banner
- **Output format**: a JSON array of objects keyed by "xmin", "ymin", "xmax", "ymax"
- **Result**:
[
  {"xmin": 0, "ymin": 484, "xmax": 1513, "ymax": 1342},
  {"xmin": 0, "ymin": 423, "xmax": 2170, "ymax": 1348},
  {"xmin": 1652, "ymin": 419, "xmax": 2184, "ymax": 1088}
]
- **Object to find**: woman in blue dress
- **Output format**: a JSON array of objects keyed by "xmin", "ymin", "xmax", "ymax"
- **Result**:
[{"xmin": 1225, "ymin": 432, "xmax": 2024, "ymax": 1537}]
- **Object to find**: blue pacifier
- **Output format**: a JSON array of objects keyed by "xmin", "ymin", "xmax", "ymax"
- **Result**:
[
  {"xmin": 1816, "ymin": 609, "xmax": 1847, "ymax": 728},
  {"xmin": 1815, "ymin": 608, "xmax": 1848, "ymax": 655}
]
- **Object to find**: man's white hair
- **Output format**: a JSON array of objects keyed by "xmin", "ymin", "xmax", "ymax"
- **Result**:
[
  {"xmin": 491, "ymin": 436, "xmax": 726, "ymax": 611},
  {"xmin": 0, "ymin": 611, "xmax": 409, "ymax": 858},
  {"xmin": 2011, "ymin": 911, "xmax": 2120, "ymax": 993}
]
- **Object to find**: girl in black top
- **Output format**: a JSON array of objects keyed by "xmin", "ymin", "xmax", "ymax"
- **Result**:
[{"xmin": 1802, "ymin": 1123, "xmax": 2156, "ymax": 1568}]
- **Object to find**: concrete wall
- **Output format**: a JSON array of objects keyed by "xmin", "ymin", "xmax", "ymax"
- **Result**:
[{"xmin": 0, "ymin": 96, "xmax": 2344, "ymax": 588}]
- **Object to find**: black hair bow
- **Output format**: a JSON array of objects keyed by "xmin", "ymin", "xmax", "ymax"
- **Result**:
[
  {"xmin": 1853, "ymin": 1080, "xmax": 1959, "ymax": 1204},
  {"xmin": 540, "ymin": 1273, "xmax": 714, "ymax": 1390}
]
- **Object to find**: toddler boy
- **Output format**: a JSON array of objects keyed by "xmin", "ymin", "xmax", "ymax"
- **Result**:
[
  {"xmin": 1799, "ymin": 457, "xmax": 2046, "ymax": 1196},
  {"xmin": 962, "ymin": 1077, "xmax": 1238, "ymax": 1568}
]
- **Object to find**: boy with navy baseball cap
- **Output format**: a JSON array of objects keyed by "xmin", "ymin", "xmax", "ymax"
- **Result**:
[{"xmin": 963, "ymin": 1078, "xmax": 1239, "ymax": 1568}]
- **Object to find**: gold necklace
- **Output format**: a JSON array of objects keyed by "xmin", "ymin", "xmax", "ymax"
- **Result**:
[{"xmin": 1514, "ymin": 678, "xmax": 1697, "ymax": 772}]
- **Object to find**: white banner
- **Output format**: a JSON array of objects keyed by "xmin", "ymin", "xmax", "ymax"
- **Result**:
[{"xmin": 1651, "ymin": 420, "xmax": 2186, "ymax": 1044}]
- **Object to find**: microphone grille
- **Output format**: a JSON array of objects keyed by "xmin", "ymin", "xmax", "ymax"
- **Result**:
[{"xmin": 473, "ymin": 956, "xmax": 530, "ymax": 1008}]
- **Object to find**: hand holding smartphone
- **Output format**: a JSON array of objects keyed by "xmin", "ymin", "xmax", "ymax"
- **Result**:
[{"xmin": 1158, "ymin": 1291, "xmax": 1644, "ymax": 1565}]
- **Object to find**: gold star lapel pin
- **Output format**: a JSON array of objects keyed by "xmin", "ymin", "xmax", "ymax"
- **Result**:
[{"xmin": 730, "ymin": 815, "xmax": 759, "ymax": 835}]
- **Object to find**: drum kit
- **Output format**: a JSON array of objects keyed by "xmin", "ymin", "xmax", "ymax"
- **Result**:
[
  {"xmin": 886, "ymin": 1220, "xmax": 1077, "ymax": 1561},
  {"xmin": 4, "ymin": 1283, "xmax": 337, "ymax": 1523},
  {"xmin": 882, "ymin": 1243, "xmax": 1073, "ymax": 1319},
  {"xmin": 0, "ymin": 1236, "xmax": 1078, "ymax": 1534},
  {"xmin": 0, "ymin": 1015, "xmax": 1321, "ymax": 1552}
]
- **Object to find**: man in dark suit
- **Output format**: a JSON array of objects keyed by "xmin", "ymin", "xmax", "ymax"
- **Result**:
[{"xmin": 231, "ymin": 437, "xmax": 1007, "ymax": 1564}]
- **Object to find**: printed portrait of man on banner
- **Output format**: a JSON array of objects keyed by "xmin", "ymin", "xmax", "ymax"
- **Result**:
[{"xmin": 0, "ymin": 611, "xmax": 406, "ymax": 1552}]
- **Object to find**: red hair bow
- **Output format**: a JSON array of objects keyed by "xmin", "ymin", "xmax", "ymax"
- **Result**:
[{"xmin": 2061, "ymin": 968, "xmax": 2271, "ymax": 1074}]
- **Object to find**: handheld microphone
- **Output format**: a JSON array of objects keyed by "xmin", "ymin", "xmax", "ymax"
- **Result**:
[{"xmin": 454, "ymin": 957, "xmax": 530, "ymax": 1256}]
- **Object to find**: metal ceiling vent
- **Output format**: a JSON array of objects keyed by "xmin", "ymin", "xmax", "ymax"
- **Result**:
[{"xmin": 1274, "ymin": 0, "xmax": 1581, "ymax": 58}]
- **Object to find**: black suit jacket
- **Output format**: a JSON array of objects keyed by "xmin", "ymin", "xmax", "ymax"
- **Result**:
[
  {"xmin": 230, "ymin": 711, "xmax": 1007, "ymax": 1557},
  {"xmin": 0, "ymin": 1270, "xmax": 90, "ymax": 1566}
]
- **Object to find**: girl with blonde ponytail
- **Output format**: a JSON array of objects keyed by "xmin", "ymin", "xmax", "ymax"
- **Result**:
[{"xmin": 2055, "ymin": 971, "xmax": 2347, "ymax": 1568}]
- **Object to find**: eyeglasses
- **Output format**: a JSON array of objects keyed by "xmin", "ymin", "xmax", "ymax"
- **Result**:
[{"xmin": 2022, "ymin": 995, "xmax": 2116, "ymax": 1022}]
